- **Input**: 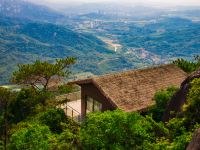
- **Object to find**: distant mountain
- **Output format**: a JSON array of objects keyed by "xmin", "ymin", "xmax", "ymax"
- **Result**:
[
  {"xmin": 77, "ymin": 12, "xmax": 114, "ymax": 20},
  {"xmin": 1, "ymin": 1, "xmax": 199, "ymax": 84},
  {"xmin": 58, "ymin": 3, "xmax": 165, "ymax": 19},
  {"xmin": 1, "ymin": 16, "xmax": 158, "ymax": 84},
  {"xmin": 95, "ymin": 17, "xmax": 200, "ymax": 59},
  {"xmin": 0, "ymin": 17, "xmax": 117, "ymax": 84},
  {"xmin": 0, "ymin": 0, "xmax": 66, "ymax": 22},
  {"xmin": 120, "ymin": 17, "xmax": 200, "ymax": 57}
]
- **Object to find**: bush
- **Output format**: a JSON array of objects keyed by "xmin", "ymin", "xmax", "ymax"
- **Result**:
[
  {"xmin": 9, "ymin": 89, "xmax": 53, "ymax": 123},
  {"xmin": 173, "ymin": 56, "xmax": 200, "ymax": 73},
  {"xmin": 149, "ymin": 87, "xmax": 178, "ymax": 122},
  {"xmin": 58, "ymin": 84, "xmax": 74, "ymax": 94},
  {"xmin": 80, "ymin": 110, "xmax": 160, "ymax": 150},
  {"xmin": 170, "ymin": 131, "xmax": 193, "ymax": 150},
  {"xmin": 50, "ymin": 128, "xmax": 80, "ymax": 150},
  {"xmin": 8, "ymin": 123, "xmax": 52, "ymax": 150},
  {"xmin": 38, "ymin": 108, "xmax": 67, "ymax": 134},
  {"xmin": 184, "ymin": 78, "xmax": 200, "ymax": 126},
  {"xmin": 38, "ymin": 108, "xmax": 79, "ymax": 135}
]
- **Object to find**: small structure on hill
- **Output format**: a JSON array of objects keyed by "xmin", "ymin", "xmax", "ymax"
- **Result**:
[{"xmin": 72, "ymin": 64, "xmax": 187, "ymax": 119}]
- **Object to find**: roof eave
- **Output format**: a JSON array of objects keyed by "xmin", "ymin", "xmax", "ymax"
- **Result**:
[
  {"xmin": 69, "ymin": 78, "xmax": 93, "ymax": 85},
  {"xmin": 71, "ymin": 78, "xmax": 118, "ymax": 109}
]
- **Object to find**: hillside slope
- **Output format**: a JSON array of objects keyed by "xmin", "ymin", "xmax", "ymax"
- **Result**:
[
  {"xmin": 0, "ymin": 17, "xmax": 117, "ymax": 83},
  {"xmin": 0, "ymin": 0, "xmax": 65, "ymax": 22}
]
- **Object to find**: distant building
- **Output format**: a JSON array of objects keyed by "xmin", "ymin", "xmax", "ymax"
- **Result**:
[{"xmin": 72, "ymin": 64, "xmax": 187, "ymax": 119}]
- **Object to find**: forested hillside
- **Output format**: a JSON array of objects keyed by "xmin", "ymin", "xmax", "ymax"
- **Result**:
[
  {"xmin": 91, "ymin": 17, "xmax": 200, "ymax": 59},
  {"xmin": 119, "ymin": 18, "xmax": 200, "ymax": 57},
  {"xmin": 0, "ymin": 0, "xmax": 199, "ymax": 85},
  {"xmin": 0, "ymin": 0, "xmax": 65, "ymax": 22},
  {"xmin": 0, "ymin": 0, "xmax": 200, "ymax": 149},
  {"xmin": 0, "ymin": 17, "xmax": 116, "ymax": 83}
]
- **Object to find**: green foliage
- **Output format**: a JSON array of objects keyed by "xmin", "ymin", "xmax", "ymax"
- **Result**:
[
  {"xmin": 0, "ymin": 115, "xmax": 2, "ymax": 139},
  {"xmin": 2, "ymin": 16, "xmax": 200, "ymax": 84},
  {"xmin": 0, "ymin": 57, "xmax": 81, "ymax": 149},
  {"xmin": 12, "ymin": 57, "xmax": 76, "ymax": 91},
  {"xmin": 9, "ymin": 89, "xmax": 53, "ymax": 124},
  {"xmin": 145, "ymin": 115, "xmax": 169, "ymax": 137},
  {"xmin": 173, "ymin": 56, "xmax": 200, "ymax": 73},
  {"xmin": 148, "ymin": 138, "xmax": 170, "ymax": 150},
  {"xmin": 113, "ymin": 18, "xmax": 200, "ymax": 58},
  {"xmin": 8, "ymin": 123, "xmax": 52, "ymax": 150},
  {"xmin": 0, "ymin": 87, "xmax": 15, "ymax": 149},
  {"xmin": 0, "ymin": 87, "xmax": 15, "ymax": 114},
  {"xmin": 0, "ymin": 140, "xmax": 3, "ymax": 150},
  {"xmin": 184, "ymin": 78, "xmax": 200, "ymax": 126},
  {"xmin": 166, "ymin": 118, "xmax": 187, "ymax": 139},
  {"xmin": 149, "ymin": 87, "xmax": 178, "ymax": 122},
  {"xmin": 147, "ymin": 118, "xmax": 195, "ymax": 150},
  {"xmin": 58, "ymin": 84, "xmax": 74, "ymax": 94},
  {"xmin": 0, "ymin": 17, "xmax": 113, "ymax": 84},
  {"xmin": 170, "ymin": 131, "xmax": 193, "ymax": 150},
  {"xmin": 50, "ymin": 127, "xmax": 80, "ymax": 150},
  {"xmin": 150, "ymin": 129, "xmax": 194, "ymax": 150},
  {"xmin": 38, "ymin": 108, "xmax": 67, "ymax": 134},
  {"xmin": 80, "ymin": 110, "xmax": 163, "ymax": 150},
  {"xmin": 10, "ymin": 88, "xmax": 39, "ymax": 123},
  {"xmin": 1, "ymin": 53, "xmax": 200, "ymax": 150}
]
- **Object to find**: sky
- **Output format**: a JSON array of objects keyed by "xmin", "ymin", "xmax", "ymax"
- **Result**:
[{"xmin": 28, "ymin": 0, "xmax": 200, "ymax": 6}]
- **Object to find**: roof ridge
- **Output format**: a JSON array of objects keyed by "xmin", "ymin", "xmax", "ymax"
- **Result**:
[
  {"xmin": 71, "ymin": 64, "xmax": 186, "ymax": 84},
  {"xmin": 93, "ymin": 64, "xmax": 178, "ymax": 80}
]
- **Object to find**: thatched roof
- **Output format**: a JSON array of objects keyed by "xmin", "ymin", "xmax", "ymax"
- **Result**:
[{"xmin": 73, "ymin": 64, "xmax": 187, "ymax": 112}]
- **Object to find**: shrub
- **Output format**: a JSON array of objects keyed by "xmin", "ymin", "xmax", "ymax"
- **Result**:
[
  {"xmin": 80, "ymin": 110, "xmax": 159, "ymax": 150},
  {"xmin": 38, "ymin": 108, "xmax": 67, "ymax": 134},
  {"xmin": 149, "ymin": 87, "xmax": 178, "ymax": 122},
  {"xmin": 173, "ymin": 56, "xmax": 200, "ymax": 73},
  {"xmin": 184, "ymin": 78, "xmax": 200, "ymax": 126},
  {"xmin": 8, "ymin": 123, "xmax": 52, "ymax": 150}
]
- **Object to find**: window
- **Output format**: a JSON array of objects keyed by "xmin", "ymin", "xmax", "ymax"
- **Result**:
[{"xmin": 86, "ymin": 96, "xmax": 102, "ymax": 113}]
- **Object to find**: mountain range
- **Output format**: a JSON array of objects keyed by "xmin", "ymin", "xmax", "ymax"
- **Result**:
[
  {"xmin": 0, "ymin": 0, "xmax": 199, "ymax": 84},
  {"xmin": 0, "ymin": 0, "xmax": 65, "ymax": 23},
  {"xmin": 0, "ymin": 16, "xmax": 121, "ymax": 83}
]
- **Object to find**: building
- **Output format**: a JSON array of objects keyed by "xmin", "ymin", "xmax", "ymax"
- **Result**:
[{"xmin": 72, "ymin": 64, "xmax": 187, "ymax": 119}]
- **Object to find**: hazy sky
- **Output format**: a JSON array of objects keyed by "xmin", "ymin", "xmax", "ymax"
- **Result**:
[{"xmin": 28, "ymin": 0, "xmax": 200, "ymax": 6}]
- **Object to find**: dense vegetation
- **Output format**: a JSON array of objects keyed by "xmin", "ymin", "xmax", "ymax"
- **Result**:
[
  {"xmin": 94, "ymin": 17, "xmax": 200, "ymax": 59},
  {"xmin": 0, "ymin": 17, "xmax": 117, "ymax": 84},
  {"xmin": 148, "ymin": 86, "xmax": 178, "ymax": 122},
  {"xmin": 173, "ymin": 55, "xmax": 200, "ymax": 73},
  {"xmin": 12, "ymin": 57, "xmax": 76, "ymax": 91},
  {"xmin": 0, "ymin": 58, "xmax": 200, "ymax": 149},
  {"xmin": 0, "ymin": 1, "xmax": 199, "ymax": 148},
  {"xmin": 1, "ymin": 16, "xmax": 199, "ymax": 84}
]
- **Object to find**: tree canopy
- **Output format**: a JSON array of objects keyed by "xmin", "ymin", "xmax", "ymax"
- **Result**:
[
  {"xmin": 12, "ymin": 57, "xmax": 76, "ymax": 91},
  {"xmin": 173, "ymin": 55, "xmax": 200, "ymax": 73},
  {"xmin": 80, "ymin": 110, "xmax": 165, "ymax": 150},
  {"xmin": 0, "ymin": 57, "xmax": 200, "ymax": 150},
  {"xmin": 8, "ymin": 123, "xmax": 52, "ymax": 150}
]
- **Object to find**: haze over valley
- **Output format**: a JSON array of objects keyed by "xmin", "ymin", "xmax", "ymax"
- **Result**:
[{"xmin": 0, "ymin": 0, "xmax": 199, "ymax": 84}]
